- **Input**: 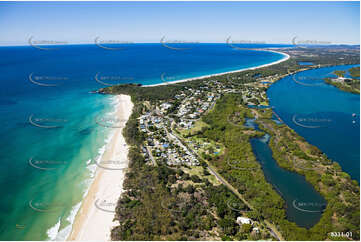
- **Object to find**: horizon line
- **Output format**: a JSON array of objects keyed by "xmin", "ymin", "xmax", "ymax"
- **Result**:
[{"xmin": 0, "ymin": 42, "xmax": 360, "ymax": 48}]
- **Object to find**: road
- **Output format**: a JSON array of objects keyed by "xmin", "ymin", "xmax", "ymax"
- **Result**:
[
  {"xmin": 173, "ymin": 129, "xmax": 284, "ymax": 241},
  {"xmin": 156, "ymin": 105, "xmax": 284, "ymax": 240},
  {"xmin": 206, "ymin": 163, "xmax": 284, "ymax": 241},
  {"xmin": 146, "ymin": 146, "xmax": 157, "ymax": 166}
]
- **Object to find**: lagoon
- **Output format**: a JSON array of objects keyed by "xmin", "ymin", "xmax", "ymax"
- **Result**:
[{"xmin": 246, "ymin": 118, "xmax": 325, "ymax": 228}]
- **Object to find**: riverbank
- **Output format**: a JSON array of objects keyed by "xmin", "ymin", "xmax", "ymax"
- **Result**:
[
  {"xmin": 67, "ymin": 94, "xmax": 133, "ymax": 241},
  {"xmin": 324, "ymin": 77, "xmax": 360, "ymax": 94},
  {"xmin": 144, "ymin": 50, "xmax": 290, "ymax": 87},
  {"xmin": 267, "ymin": 64, "xmax": 360, "ymax": 181}
]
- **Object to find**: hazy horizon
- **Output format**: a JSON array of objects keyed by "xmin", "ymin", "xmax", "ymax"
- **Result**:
[{"xmin": 0, "ymin": 1, "xmax": 360, "ymax": 46}]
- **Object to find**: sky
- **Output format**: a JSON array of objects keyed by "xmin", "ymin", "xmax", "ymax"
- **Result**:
[{"xmin": 0, "ymin": 1, "xmax": 359, "ymax": 45}]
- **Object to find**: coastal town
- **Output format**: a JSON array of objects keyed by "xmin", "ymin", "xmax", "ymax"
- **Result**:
[
  {"xmin": 1, "ymin": 2, "xmax": 360, "ymax": 242},
  {"xmin": 137, "ymin": 75, "xmax": 281, "ymax": 168},
  {"xmin": 104, "ymin": 45, "xmax": 359, "ymax": 241},
  {"xmin": 124, "ymin": 73, "xmax": 293, "ymax": 239}
]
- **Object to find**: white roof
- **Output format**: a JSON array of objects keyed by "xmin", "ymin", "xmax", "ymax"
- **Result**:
[{"xmin": 237, "ymin": 216, "xmax": 253, "ymax": 225}]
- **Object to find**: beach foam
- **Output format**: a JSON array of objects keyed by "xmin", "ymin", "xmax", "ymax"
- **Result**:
[
  {"xmin": 67, "ymin": 95, "xmax": 133, "ymax": 241},
  {"xmin": 46, "ymin": 218, "xmax": 61, "ymax": 241},
  {"xmin": 55, "ymin": 202, "xmax": 81, "ymax": 241},
  {"xmin": 46, "ymin": 96, "xmax": 123, "ymax": 242}
]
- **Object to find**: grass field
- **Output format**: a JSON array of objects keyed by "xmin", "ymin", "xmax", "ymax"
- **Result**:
[
  {"xmin": 182, "ymin": 166, "xmax": 222, "ymax": 186},
  {"xmin": 178, "ymin": 120, "xmax": 210, "ymax": 136}
]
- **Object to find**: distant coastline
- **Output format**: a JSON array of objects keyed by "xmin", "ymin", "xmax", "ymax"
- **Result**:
[{"xmin": 144, "ymin": 49, "xmax": 290, "ymax": 87}]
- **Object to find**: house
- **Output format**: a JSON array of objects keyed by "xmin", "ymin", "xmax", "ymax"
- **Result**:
[
  {"xmin": 160, "ymin": 102, "xmax": 172, "ymax": 112},
  {"xmin": 237, "ymin": 216, "xmax": 253, "ymax": 225}
]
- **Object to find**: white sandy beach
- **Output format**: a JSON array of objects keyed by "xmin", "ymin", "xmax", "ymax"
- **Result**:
[
  {"xmin": 67, "ymin": 94, "xmax": 133, "ymax": 241},
  {"xmin": 145, "ymin": 50, "xmax": 290, "ymax": 87}
]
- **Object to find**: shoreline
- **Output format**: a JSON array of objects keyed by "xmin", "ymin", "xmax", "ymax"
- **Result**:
[
  {"xmin": 144, "ymin": 50, "xmax": 290, "ymax": 87},
  {"xmin": 66, "ymin": 50, "xmax": 288, "ymax": 241},
  {"xmin": 65, "ymin": 50, "xmax": 288, "ymax": 241},
  {"xmin": 67, "ymin": 94, "xmax": 133, "ymax": 241}
]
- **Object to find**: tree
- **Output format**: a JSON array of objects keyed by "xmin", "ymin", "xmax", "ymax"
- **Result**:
[{"xmin": 241, "ymin": 224, "xmax": 252, "ymax": 233}]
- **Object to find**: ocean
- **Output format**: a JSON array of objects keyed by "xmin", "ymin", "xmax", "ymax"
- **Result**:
[{"xmin": 0, "ymin": 43, "xmax": 288, "ymax": 240}]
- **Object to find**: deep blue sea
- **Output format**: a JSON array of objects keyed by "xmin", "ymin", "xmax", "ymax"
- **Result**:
[
  {"xmin": 0, "ymin": 43, "xmax": 288, "ymax": 240},
  {"xmin": 268, "ymin": 65, "xmax": 360, "ymax": 181}
]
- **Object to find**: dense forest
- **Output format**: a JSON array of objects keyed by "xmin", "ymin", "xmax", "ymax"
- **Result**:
[
  {"xmin": 111, "ymin": 101, "xmax": 269, "ymax": 240},
  {"xmin": 199, "ymin": 94, "xmax": 359, "ymax": 240}
]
